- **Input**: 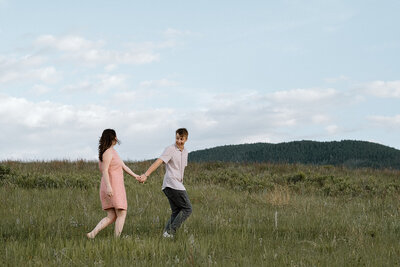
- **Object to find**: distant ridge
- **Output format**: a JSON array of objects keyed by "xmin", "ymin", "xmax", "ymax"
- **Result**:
[{"xmin": 189, "ymin": 140, "xmax": 400, "ymax": 169}]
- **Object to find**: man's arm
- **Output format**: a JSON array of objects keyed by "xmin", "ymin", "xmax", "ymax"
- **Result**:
[{"xmin": 140, "ymin": 158, "xmax": 163, "ymax": 183}]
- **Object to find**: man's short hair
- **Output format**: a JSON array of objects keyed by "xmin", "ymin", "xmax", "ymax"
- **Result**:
[{"xmin": 176, "ymin": 128, "xmax": 188, "ymax": 138}]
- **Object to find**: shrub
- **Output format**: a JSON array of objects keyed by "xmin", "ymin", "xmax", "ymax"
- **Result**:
[
  {"xmin": 0, "ymin": 164, "xmax": 11, "ymax": 178},
  {"xmin": 0, "ymin": 164, "xmax": 97, "ymax": 189},
  {"xmin": 2, "ymin": 161, "xmax": 400, "ymax": 197},
  {"xmin": 286, "ymin": 172, "xmax": 306, "ymax": 184}
]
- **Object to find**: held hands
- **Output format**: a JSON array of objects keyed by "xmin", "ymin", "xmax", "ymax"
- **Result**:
[
  {"xmin": 133, "ymin": 174, "xmax": 144, "ymax": 183},
  {"xmin": 137, "ymin": 174, "xmax": 148, "ymax": 184},
  {"xmin": 132, "ymin": 172, "xmax": 147, "ymax": 183}
]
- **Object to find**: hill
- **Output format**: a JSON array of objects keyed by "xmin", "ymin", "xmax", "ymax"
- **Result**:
[{"xmin": 189, "ymin": 140, "xmax": 400, "ymax": 169}]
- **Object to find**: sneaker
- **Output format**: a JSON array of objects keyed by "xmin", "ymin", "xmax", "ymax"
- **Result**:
[{"xmin": 163, "ymin": 231, "xmax": 173, "ymax": 238}]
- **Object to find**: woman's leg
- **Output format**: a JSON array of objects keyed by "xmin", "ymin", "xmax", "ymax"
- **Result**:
[
  {"xmin": 114, "ymin": 209, "xmax": 127, "ymax": 237},
  {"xmin": 87, "ymin": 209, "xmax": 117, "ymax": 239}
]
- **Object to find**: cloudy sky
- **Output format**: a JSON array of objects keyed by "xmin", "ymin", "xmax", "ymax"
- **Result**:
[{"xmin": 1, "ymin": 0, "xmax": 399, "ymax": 161}]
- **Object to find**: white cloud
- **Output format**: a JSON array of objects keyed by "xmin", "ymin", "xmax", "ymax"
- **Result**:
[
  {"xmin": 98, "ymin": 74, "xmax": 127, "ymax": 90},
  {"xmin": 35, "ymin": 34, "xmax": 102, "ymax": 52},
  {"xmin": 368, "ymin": 114, "xmax": 400, "ymax": 128},
  {"xmin": 111, "ymin": 78, "xmax": 180, "ymax": 104},
  {"xmin": 112, "ymin": 91, "xmax": 140, "ymax": 103},
  {"xmin": 240, "ymin": 134, "xmax": 273, "ymax": 144},
  {"xmin": 0, "ymin": 66, "xmax": 60, "ymax": 84},
  {"xmin": 62, "ymin": 81, "xmax": 91, "ymax": 93},
  {"xmin": 30, "ymin": 66, "xmax": 60, "ymax": 83},
  {"xmin": 0, "ymin": 84, "xmax": 384, "ymax": 160},
  {"xmin": 0, "ymin": 94, "xmax": 178, "ymax": 160},
  {"xmin": 104, "ymin": 64, "xmax": 117, "ymax": 72},
  {"xmin": 325, "ymin": 124, "xmax": 339, "ymax": 134},
  {"xmin": 0, "ymin": 71, "xmax": 18, "ymax": 83},
  {"xmin": 0, "ymin": 54, "xmax": 55, "ymax": 84},
  {"xmin": 62, "ymin": 74, "xmax": 127, "ymax": 93},
  {"xmin": 0, "ymin": 54, "xmax": 45, "ymax": 69},
  {"xmin": 35, "ymin": 34, "xmax": 161, "ymax": 66},
  {"xmin": 112, "ymin": 89, "xmax": 158, "ymax": 103},
  {"xmin": 180, "ymin": 88, "xmax": 344, "ymax": 147},
  {"xmin": 79, "ymin": 48, "xmax": 159, "ymax": 65},
  {"xmin": 363, "ymin": 80, "xmax": 400, "ymax": 98},
  {"xmin": 324, "ymin": 75, "xmax": 349, "ymax": 83},
  {"xmin": 0, "ymin": 95, "xmax": 67, "ymax": 128},
  {"xmin": 163, "ymin": 28, "xmax": 193, "ymax": 38},
  {"xmin": 139, "ymin": 78, "xmax": 180, "ymax": 88},
  {"xmin": 30, "ymin": 84, "xmax": 52, "ymax": 95},
  {"xmin": 268, "ymin": 88, "xmax": 338, "ymax": 103},
  {"xmin": 161, "ymin": 27, "xmax": 201, "ymax": 49},
  {"xmin": 312, "ymin": 114, "xmax": 330, "ymax": 124}
]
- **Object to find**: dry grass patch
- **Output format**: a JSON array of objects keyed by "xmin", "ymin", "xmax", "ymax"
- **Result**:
[{"xmin": 265, "ymin": 184, "xmax": 291, "ymax": 207}]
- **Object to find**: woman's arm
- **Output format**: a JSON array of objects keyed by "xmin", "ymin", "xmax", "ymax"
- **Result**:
[
  {"xmin": 122, "ymin": 162, "xmax": 140, "ymax": 179},
  {"xmin": 102, "ymin": 149, "xmax": 113, "ymax": 197}
]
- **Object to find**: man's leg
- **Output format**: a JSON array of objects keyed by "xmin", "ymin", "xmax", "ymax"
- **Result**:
[
  {"xmin": 164, "ymin": 188, "xmax": 192, "ymax": 235},
  {"xmin": 163, "ymin": 188, "xmax": 181, "ymax": 234}
]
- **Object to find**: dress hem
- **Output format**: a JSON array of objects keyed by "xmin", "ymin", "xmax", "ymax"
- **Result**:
[{"xmin": 102, "ymin": 206, "xmax": 127, "ymax": 211}]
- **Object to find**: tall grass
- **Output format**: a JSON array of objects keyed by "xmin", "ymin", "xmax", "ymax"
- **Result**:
[{"xmin": 1, "ymin": 161, "xmax": 400, "ymax": 266}]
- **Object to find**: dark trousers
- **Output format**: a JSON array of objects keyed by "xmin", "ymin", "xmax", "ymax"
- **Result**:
[{"xmin": 163, "ymin": 187, "xmax": 192, "ymax": 234}]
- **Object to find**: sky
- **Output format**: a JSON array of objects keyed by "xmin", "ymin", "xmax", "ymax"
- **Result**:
[{"xmin": 0, "ymin": 0, "xmax": 399, "ymax": 161}]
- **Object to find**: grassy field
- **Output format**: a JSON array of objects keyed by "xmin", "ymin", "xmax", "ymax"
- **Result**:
[{"xmin": 1, "ymin": 161, "xmax": 400, "ymax": 266}]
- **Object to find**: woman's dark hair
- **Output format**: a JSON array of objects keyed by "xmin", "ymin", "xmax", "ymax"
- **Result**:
[{"xmin": 98, "ymin": 129, "xmax": 120, "ymax": 161}]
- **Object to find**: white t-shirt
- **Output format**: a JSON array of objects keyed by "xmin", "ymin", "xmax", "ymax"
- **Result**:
[{"xmin": 160, "ymin": 144, "xmax": 188, "ymax": 191}]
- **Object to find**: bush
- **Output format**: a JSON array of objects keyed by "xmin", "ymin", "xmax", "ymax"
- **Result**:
[
  {"xmin": 2, "ymin": 161, "xmax": 400, "ymax": 197},
  {"xmin": 0, "ymin": 164, "xmax": 11, "ymax": 178},
  {"xmin": 287, "ymin": 172, "xmax": 306, "ymax": 184},
  {"xmin": 0, "ymin": 163, "xmax": 97, "ymax": 189},
  {"xmin": 9, "ymin": 174, "xmax": 96, "ymax": 189}
]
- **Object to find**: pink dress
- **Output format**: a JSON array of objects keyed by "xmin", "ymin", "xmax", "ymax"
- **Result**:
[{"xmin": 99, "ymin": 149, "xmax": 127, "ymax": 210}]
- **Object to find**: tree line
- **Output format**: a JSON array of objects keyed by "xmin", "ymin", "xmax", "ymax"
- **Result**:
[{"xmin": 189, "ymin": 140, "xmax": 400, "ymax": 169}]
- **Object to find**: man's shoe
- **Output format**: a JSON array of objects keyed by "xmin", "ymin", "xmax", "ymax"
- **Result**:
[{"xmin": 163, "ymin": 231, "xmax": 173, "ymax": 238}]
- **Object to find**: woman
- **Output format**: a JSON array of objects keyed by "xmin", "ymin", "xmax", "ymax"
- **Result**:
[{"xmin": 87, "ymin": 129, "xmax": 140, "ymax": 238}]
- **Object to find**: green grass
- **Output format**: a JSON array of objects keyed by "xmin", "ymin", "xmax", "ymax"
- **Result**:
[{"xmin": 1, "ymin": 161, "xmax": 400, "ymax": 266}]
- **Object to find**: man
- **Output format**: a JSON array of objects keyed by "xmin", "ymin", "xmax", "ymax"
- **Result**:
[{"xmin": 139, "ymin": 128, "xmax": 192, "ymax": 238}]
